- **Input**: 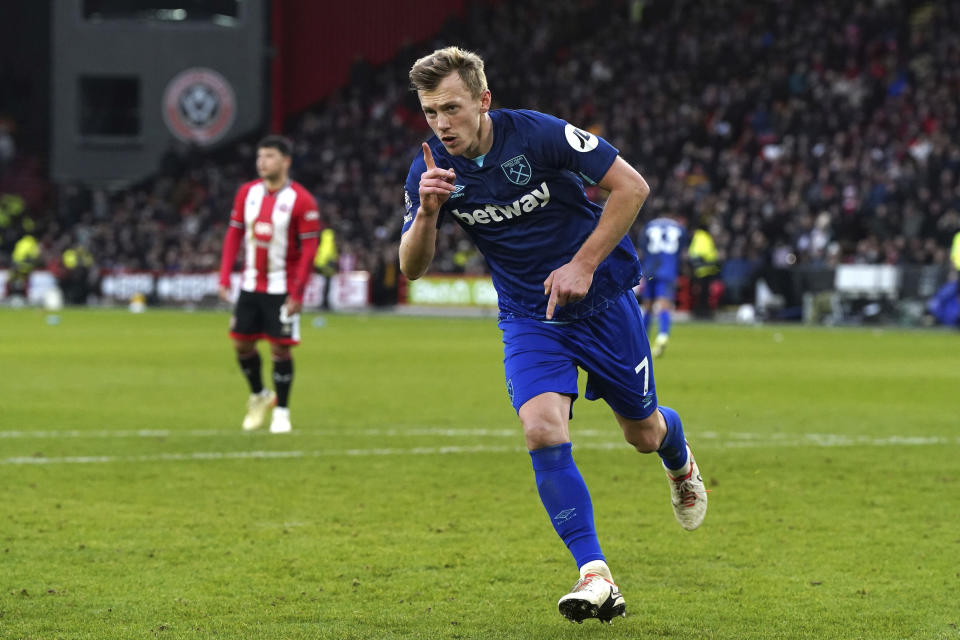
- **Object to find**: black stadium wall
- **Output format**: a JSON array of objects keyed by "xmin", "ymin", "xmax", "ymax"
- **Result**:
[{"xmin": 47, "ymin": 0, "xmax": 477, "ymax": 187}]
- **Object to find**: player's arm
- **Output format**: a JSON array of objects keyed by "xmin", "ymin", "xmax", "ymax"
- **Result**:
[
  {"xmin": 544, "ymin": 157, "xmax": 649, "ymax": 319},
  {"xmin": 399, "ymin": 143, "xmax": 456, "ymax": 280},
  {"xmin": 284, "ymin": 198, "xmax": 321, "ymax": 315},
  {"xmin": 575, "ymin": 157, "xmax": 650, "ymax": 270},
  {"xmin": 218, "ymin": 188, "xmax": 247, "ymax": 302}
]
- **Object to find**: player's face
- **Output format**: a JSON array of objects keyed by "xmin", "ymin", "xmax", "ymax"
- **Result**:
[
  {"xmin": 256, "ymin": 147, "xmax": 290, "ymax": 182},
  {"xmin": 418, "ymin": 72, "xmax": 491, "ymax": 158}
]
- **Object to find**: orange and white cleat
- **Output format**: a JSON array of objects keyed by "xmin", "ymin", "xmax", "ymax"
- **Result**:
[
  {"xmin": 558, "ymin": 569, "xmax": 625, "ymax": 624},
  {"xmin": 666, "ymin": 445, "xmax": 707, "ymax": 530}
]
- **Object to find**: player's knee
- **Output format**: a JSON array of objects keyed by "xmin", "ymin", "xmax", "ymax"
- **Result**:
[
  {"xmin": 518, "ymin": 394, "xmax": 571, "ymax": 449},
  {"xmin": 523, "ymin": 421, "xmax": 567, "ymax": 449},
  {"xmin": 519, "ymin": 408, "xmax": 567, "ymax": 449},
  {"xmin": 271, "ymin": 344, "xmax": 292, "ymax": 360},
  {"xmin": 234, "ymin": 340, "xmax": 257, "ymax": 356}
]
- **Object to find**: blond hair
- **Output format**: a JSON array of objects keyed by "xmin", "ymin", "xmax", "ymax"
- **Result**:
[{"xmin": 409, "ymin": 46, "xmax": 488, "ymax": 97}]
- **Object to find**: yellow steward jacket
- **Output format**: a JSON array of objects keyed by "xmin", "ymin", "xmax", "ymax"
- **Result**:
[
  {"xmin": 314, "ymin": 229, "xmax": 338, "ymax": 276},
  {"xmin": 689, "ymin": 229, "xmax": 720, "ymax": 278},
  {"xmin": 951, "ymin": 231, "xmax": 960, "ymax": 271}
]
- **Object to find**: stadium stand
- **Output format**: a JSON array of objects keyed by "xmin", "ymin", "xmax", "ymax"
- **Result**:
[{"xmin": 2, "ymin": 0, "xmax": 959, "ymax": 312}]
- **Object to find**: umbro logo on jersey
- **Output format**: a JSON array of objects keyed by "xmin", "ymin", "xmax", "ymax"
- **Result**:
[
  {"xmin": 449, "ymin": 184, "xmax": 466, "ymax": 199},
  {"xmin": 450, "ymin": 182, "xmax": 550, "ymax": 226},
  {"xmin": 501, "ymin": 155, "xmax": 532, "ymax": 185}
]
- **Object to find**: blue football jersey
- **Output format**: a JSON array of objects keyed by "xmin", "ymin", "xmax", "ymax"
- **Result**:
[
  {"xmin": 403, "ymin": 109, "xmax": 643, "ymax": 321},
  {"xmin": 641, "ymin": 217, "xmax": 688, "ymax": 281}
]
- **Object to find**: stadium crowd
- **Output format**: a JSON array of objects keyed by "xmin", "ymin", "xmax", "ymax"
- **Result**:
[{"xmin": 3, "ymin": 0, "xmax": 960, "ymax": 304}]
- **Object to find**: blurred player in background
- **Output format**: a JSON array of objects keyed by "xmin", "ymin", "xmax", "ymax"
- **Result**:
[
  {"xmin": 637, "ymin": 213, "xmax": 688, "ymax": 357},
  {"xmin": 400, "ymin": 47, "xmax": 707, "ymax": 624},
  {"xmin": 218, "ymin": 135, "xmax": 321, "ymax": 433}
]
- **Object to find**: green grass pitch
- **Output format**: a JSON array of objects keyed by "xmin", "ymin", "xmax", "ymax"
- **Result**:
[{"xmin": 1, "ymin": 308, "xmax": 958, "ymax": 639}]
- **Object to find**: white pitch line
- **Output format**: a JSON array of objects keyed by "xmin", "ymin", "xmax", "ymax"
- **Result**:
[
  {"xmin": 0, "ymin": 427, "xmax": 529, "ymax": 440},
  {"xmin": 0, "ymin": 428, "xmax": 227, "ymax": 439},
  {"xmin": 0, "ymin": 427, "xmax": 957, "ymax": 447},
  {"xmin": 0, "ymin": 435, "xmax": 957, "ymax": 466},
  {"xmin": 0, "ymin": 443, "xmax": 531, "ymax": 466}
]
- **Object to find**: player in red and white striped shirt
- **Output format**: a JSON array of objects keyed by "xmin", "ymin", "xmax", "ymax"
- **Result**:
[{"xmin": 218, "ymin": 136, "xmax": 320, "ymax": 433}]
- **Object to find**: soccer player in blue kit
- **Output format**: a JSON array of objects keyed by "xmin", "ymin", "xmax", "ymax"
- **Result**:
[
  {"xmin": 400, "ymin": 47, "xmax": 707, "ymax": 624},
  {"xmin": 639, "ymin": 214, "xmax": 688, "ymax": 357}
]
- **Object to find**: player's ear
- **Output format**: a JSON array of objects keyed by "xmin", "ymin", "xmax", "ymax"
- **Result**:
[{"xmin": 479, "ymin": 90, "xmax": 492, "ymax": 113}]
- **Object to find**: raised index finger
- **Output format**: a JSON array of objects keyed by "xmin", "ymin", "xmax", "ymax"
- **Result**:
[
  {"xmin": 545, "ymin": 286, "xmax": 559, "ymax": 321},
  {"xmin": 422, "ymin": 143, "xmax": 436, "ymax": 170}
]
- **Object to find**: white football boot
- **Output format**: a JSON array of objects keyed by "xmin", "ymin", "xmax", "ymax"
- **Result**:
[
  {"xmin": 269, "ymin": 406, "xmax": 292, "ymax": 434},
  {"xmin": 651, "ymin": 333, "xmax": 669, "ymax": 358},
  {"xmin": 557, "ymin": 561, "xmax": 626, "ymax": 624},
  {"xmin": 242, "ymin": 389, "xmax": 276, "ymax": 431},
  {"xmin": 666, "ymin": 444, "xmax": 707, "ymax": 530}
]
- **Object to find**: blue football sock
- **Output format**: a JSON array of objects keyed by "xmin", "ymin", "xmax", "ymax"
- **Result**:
[
  {"xmin": 640, "ymin": 307, "xmax": 649, "ymax": 333},
  {"xmin": 658, "ymin": 309, "xmax": 672, "ymax": 336},
  {"xmin": 530, "ymin": 443, "xmax": 604, "ymax": 568},
  {"xmin": 657, "ymin": 405, "xmax": 689, "ymax": 472}
]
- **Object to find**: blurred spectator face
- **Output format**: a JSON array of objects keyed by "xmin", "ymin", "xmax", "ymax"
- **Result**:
[
  {"xmin": 256, "ymin": 147, "xmax": 290, "ymax": 183},
  {"xmin": 417, "ymin": 72, "xmax": 491, "ymax": 158}
]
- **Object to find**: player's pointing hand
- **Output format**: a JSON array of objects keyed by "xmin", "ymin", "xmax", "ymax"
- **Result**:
[
  {"xmin": 419, "ymin": 142, "xmax": 456, "ymax": 216},
  {"xmin": 544, "ymin": 260, "xmax": 595, "ymax": 320}
]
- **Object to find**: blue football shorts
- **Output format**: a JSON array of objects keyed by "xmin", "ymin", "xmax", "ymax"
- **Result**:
[
  {"xmin": 641, "ymin": 277, "xmax": 675, "ymax": 302},
  {"xmin": 499, "ymin": 291, "xmax": 658, "ymax": 420}
]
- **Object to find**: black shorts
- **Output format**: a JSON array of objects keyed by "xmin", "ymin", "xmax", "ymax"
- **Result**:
[{"xmin": 229, "ymin": 291, "xmax": 300, "ymax": 345}]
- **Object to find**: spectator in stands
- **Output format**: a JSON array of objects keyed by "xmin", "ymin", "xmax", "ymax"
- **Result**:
[{"xmin": 25, "ymin": 0, "xmax": 960, "ymax": 311}]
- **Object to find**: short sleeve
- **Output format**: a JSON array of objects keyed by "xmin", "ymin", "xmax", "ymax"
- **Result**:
[{"xmin": 520, "ymin": 110, "xmax": 618, "ymax": 186}]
